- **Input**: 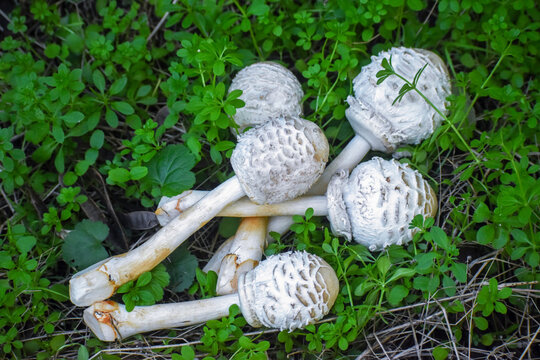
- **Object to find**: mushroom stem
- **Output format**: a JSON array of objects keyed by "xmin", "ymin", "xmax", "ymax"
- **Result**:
[
  {"xmin": 84, "ymin": 296, "xmax": 239, "ymax": 342},
  {"xmin": 216, "ymin": 217, "xmax": 268, "ymax": 295},
  {"xmin": 70, "ymin": 177, "xmax": 246, "ymax": 306},
  {"xmin": 85, "ymin": 251, "xmax": 338, "ymax": 342}
]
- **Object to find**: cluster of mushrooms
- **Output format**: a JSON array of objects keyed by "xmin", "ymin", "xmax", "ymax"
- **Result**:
[{"xmin": 70, "ymin": 47, "xmax": 451, "ymax": 342}]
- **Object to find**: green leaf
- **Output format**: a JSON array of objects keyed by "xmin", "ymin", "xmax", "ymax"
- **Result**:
[
  {"xmin": 61, "ymin": 111, "xmax": 85, "ymax": 126},
  {"xmin": 90, "ymin": 130, "xmax": 104, "ymax": 149},
  {"xmin": 473, "ymin": 202, "xmax": 491, "ymax": 223},
  {"xmin": 432, "ymin": 346, "xmax": 449, "ymax": 360},
  {"xmin": 49, "ymin": 335, "xmax": 65, "ymax": 352},
  {"xmin": 387, "ymin": 285, "xmax": 408, "ymax": 305},
  {"xmin": 92, "ymin": 70, "xmax": 105, "ymax": 93},
  {"xmin": 130, "ymin": 166, "xmax": 148, "ymax": 180},
  {"xmin": 105, "ymin": 108, "xmax": 119, "ymax": 127},
  {"xmin": 16, "ymin": 235, "xmax": 36, "ymax": 254},
  {"xmin": 108, "ymin": 168, "xmax": 131, "ymax": 183},
  {"xmin": 407, "ymin": 0, "xmax": 425, "ymax": 11},
  {"xmin": 476, "ymin": 224, "xmax": 495, "ymax": 245},
  {"xmin": 143, "ymin": 144, "xmax": 196, "ymax": 197},
  {"xmin": 451, "ymin": 262, "xmax": 467, "ymax": 283},
  {"xmin": 136, "ymin": 272, "xmax": 152, "ymax": 287},
  {"xmin": 388, "ymin": 267, "xmax": 415, "ymax": 283},
  {"xmin": 44, "ymin": 43, "xmax": 61, "ymax": 58},
  {"xmin": 110, "ymin": 76, "xmax": 127, "ymax": 95},
  {"xmin": 77, "ymin": 345, "xmax": 89, "ymax": 360},
  {"xmin": 62, "ymin": 220, "xmax": 109, "ymax": 270},
  {"xmin": 165, "ymin": 244, "xmax": 198, "ymax": 293},
  {"xmin": 112, "ymin": 101, "xmax": 134, "ymax": 115},
  {"xmin": 429, "ymin": 226, "xmax": 450, "ymax": 251},
  {"xmin": 474, "ymin": 316, "xmax": 488, "ymax": 330}
]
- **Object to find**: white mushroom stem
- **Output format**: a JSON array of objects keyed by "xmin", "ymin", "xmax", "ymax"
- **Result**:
[
  {"xmin": 215, "ymin": 217, "xmax": 268, "ymax": 295},
  {"xmin": 69, "ymin": 117, "xmax": 328, "ymax": 307},
  {"xmin": 84, "ymin": 251, "xmax": 339, "ymax": 341}
]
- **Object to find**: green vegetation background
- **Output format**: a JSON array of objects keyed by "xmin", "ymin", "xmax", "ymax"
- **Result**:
[{"xmin": 0, "ymin": 0, "xmax": 538, "ymax": 359}]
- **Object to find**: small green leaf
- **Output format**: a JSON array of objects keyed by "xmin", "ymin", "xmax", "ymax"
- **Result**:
[
  {"xmin": 110, "ymin": 76, "xmax": 127, "ymax": 95},
  {"xmin": 61, "ymin": 111, "xmax": 85, "ymax": 126},
  {"xmin": 387, "ymin": 285, "xmax": 408, "ymax": 305},
  {"xmin": 136, "ymin": 272, "xmax": 152, "ymax": 288},
  {"xmin": 93, "ymin": 70, "xmax": 105, "ymax": 93},
  {"xmin": 16, "ymin": 235, "xmax": 36, "ymax": 254},
  {"xmin": 130, "ymin": 166, "xmax": 148, "ymax": 180},
  {"xmin": 90, "ymin": 130, "xmax": 104, "ymax": 149},
  {"xmin": 105, "ymin": 108, "xmax": 119, "ymax": 127},
  {"xmin": 429, "ymin": 226, "xmax": 450, "ymax": 251},
  {"xmin": 473, "ymin": 316, "xmax": 488, "ymax": 330},
  {"xmin": 108, "ymin": 168, "xmax": 131, "ymax": 183},
  {"xmin": 77, "ymin": 345, "xmax": 89, "ymax": 360},
  {"xmin": 473, "ymin": 202, "xmax": 491, "ymax": 223},
  {"xmin": 476, "ymin": 224, "xmax": 495, "ymax": 245},
  {"xmin": 44, "ymin": 43, "xmax": 61, "ymax": 58},
  {"xmin": 112, "ymin": 101, "xmax": 134, "ymax": 115},
  {"xmin": 432, "ymin": 346, "xmax": 449, "ymax": 360},
  {"xmin": 388, "ymin": 267, "xmax": 415, "ymax": 282},
  {"xmin": 407, "ymin": 0, "xmax": 425, "ymax": 11}
]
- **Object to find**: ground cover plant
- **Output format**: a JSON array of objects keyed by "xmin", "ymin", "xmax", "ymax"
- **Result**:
[{"xmin": 0, "ymin": 0, "xmax": 538, "ymax": 359}]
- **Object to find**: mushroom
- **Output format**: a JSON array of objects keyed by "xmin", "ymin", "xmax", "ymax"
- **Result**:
[
  {"xmin": 83, "ymin": 251, "xmax": 339, "ymax": 341},
  {"xmin": 164, "ymin": 158, "xmax": 437, "ymax": 251},
  {"xmin": 229, "ymin": 62, "xmax": 304, "ymax": 133},
  {"xmin": 69, "ymin": 117, "xmax": 329, "ymax": 306}
]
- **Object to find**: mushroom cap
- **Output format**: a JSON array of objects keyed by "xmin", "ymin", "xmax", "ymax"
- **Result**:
[
  {"xmin": 345, "ymin": 47, "xmax": 451, "ymax": 152},
  {"xmin": 328, "ymin": 157, "xmax": 437, "ymax": 251},
  {"xmin": 231, "ymin": 117, "xmax": 329, "ymax": 204},
  {"xmin": 229, "ymin": 62, "xmax": 304, "ymax": 132},
  {"xmin": 237, "ymin": 251, "xmax": 339, "ymax": 331}
]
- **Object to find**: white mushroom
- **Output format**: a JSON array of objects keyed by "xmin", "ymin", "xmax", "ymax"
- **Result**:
[
  {"xmin": 69, "ymin": 117, "xmax": 329, "ymax": 306},
  {"xmin": 166, "ymin": 158, "xmax": 436, "ymax": 251},
  {"xmin": 229, "ymin": 62, "xmax": 304, "ymax": 133},
  {"xmin": 84, "ymin": 251, "xmax": 339, "ymax": 341}
]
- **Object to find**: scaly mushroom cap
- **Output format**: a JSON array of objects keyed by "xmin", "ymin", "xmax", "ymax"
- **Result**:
[
  {"xmin": 328, "ymin": 157, "xmax": 437, "ymax": 251},
  {"xmin": 231, "ymin": 117, "xmax": 329, "ymax": 204},
  {"xmin": 238, "ymin": 251, "xmax": 339, "ymax": 331},
  {"xmin": 229, "ymin": 62, "xmax": 304, "ymax": 132},
  {"xmin": 345, "ymin": 47, "xmax": 451, "ymax": 152}
]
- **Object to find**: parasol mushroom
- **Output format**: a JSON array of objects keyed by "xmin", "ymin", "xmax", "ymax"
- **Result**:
[
  {"xmin": 69, "ymin": 117, "xmax": 329, "ymax": 306},
  {"xmin": 229, "ymin": 61, "xmax": 304, "ymax": 133},
  {"xmin": 83, "ymin": 251, "xmax": 339, "ymax": 341}
]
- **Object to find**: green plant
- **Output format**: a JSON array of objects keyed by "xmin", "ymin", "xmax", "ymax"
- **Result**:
[
  {"xmin": 0, "ymin": 0, "xmax": 538, "ymax": 358},
  {"xmin": 116, "ymin": 264, "xmax": 170, "ymax": 311}
]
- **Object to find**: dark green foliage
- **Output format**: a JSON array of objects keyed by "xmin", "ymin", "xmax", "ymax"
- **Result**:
[{"xmin": 0, "ymin": 0, "xmax": 538, "ymax": 358}]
